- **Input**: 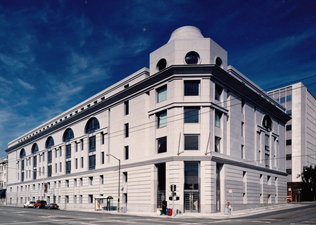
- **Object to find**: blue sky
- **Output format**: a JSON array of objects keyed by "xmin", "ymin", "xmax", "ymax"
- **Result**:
[{"xmin": 0, "ymin": 0, "xmax": 315, "ymax": 158}]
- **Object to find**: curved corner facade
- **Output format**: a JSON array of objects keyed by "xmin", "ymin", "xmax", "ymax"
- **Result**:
[{"xmin": 5, "ymin": 26, "xmax": 290, "ymax": 213}]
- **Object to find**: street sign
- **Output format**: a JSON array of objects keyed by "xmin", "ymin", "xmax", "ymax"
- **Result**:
[{"xmin": 228, "ymin": 188, "xmax": 233, "ymax": 193}]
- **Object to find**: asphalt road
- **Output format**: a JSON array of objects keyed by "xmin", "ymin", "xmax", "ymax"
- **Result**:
[{"xmin": 0, "ymin": 204, "xmax": 316, "ymax": 224}]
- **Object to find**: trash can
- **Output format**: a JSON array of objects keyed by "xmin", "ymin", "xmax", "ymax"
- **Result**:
[
  {"xmin": 169, "ymin": 208, "xmax": 172, "ymax": 216},
  {"xmin": 166, "ymin": 208, "xmax": 169, "ymax": 216}
]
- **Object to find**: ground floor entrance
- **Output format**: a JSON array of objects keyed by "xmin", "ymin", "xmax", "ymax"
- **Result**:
[{"xmin": 184, "ymin": 191, "xmax": 199, "ymax": 213}]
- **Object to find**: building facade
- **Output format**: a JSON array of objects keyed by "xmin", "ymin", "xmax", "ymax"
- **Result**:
[
  {"xmin": 5, "ymin": 26, "xmax": 290, "ymax": 213},
  {"xmin": 268, "ymin": 82, "xmax": 316, "ymax": 200},
  {"xmin": 0, "ymin": 156, "xmax": 8, "ymax": 203}
]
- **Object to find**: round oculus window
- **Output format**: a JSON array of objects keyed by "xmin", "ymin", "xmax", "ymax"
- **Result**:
[
  {"xmin": 156, "ymin": 58, "xmax": 167, "ymax": 71},
  {"xmin": 185, "ymin": 51, "xmax": 200, "ymax": 64},
  {"xmin": 215, "ymin": 57, "xmax": 222, "ymax": 67}
]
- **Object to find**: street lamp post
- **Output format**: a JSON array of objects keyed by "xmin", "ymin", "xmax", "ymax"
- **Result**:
[{"xmin": 106, "ymin": 154, "xmax": 120, "ymax": 212}]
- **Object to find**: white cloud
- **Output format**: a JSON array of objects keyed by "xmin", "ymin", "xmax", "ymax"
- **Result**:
[{"xmin": 16, "ymin": 78, "xmax": 35, "ymax": 90}]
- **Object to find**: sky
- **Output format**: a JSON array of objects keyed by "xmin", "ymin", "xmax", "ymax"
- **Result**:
[{"xmin": 0, "ymin": 0, "xmax": 316, "ymax": 158}]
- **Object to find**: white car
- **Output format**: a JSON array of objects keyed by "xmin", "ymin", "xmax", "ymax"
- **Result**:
[{"xmin": 23, "ymin": 201, "xmax": 36, "ymax": 208}]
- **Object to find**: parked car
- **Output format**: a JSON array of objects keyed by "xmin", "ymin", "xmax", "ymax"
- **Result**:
[
  {"xmin": 23, "ymin": 201, "xmax": 36, "ymax": 208},
  {"xmin": 45, "ymin": 203, "xmax": 59, "ymax": 209},
  {"xmin": 34, "ymin": 200, "xmax": 47, "ymax": 208}
]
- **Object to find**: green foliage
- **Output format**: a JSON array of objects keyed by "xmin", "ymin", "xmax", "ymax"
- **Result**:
[{"xmin": 301, "ymin": 165, "xmax": 316, "ymax": 201}]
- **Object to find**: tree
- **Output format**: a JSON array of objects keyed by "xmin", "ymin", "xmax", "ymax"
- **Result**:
[{"xmin": 301, "ymin": 165, "xmax": 316, "ymax": 201}]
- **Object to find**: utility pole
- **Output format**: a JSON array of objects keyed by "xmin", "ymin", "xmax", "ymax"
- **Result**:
[{"xmin": 106, "ymin": 154, "xmax": 120, "ymax": 212}]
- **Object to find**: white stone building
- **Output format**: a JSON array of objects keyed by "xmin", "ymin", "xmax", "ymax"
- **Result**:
[
  {"xmin": 268, "ymin": 82, "xmax": 316, "ymax": 199},
  {"xmin": 5, "ymin": 26, "xmax": 290, "ymax": 213},
  {"xmin": 0, "ymin": 156, "xmax": 8, "ymax": 202}
]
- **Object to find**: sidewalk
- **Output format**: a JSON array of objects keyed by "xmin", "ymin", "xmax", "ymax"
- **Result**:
[{"xmin": 123, "ymin": 202, "xmax": 315, "ymax": 219}]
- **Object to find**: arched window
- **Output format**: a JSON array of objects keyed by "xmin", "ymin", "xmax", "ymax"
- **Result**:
[
  {"xmin": 46, "ymin": 136, "xmax": 54, "ymax": 149},
  {"xmin": 32, "ymin": 143, "xmax": 39, "ymax": 154},
  {"xmin": 85, "ymin": 118, "xmax": 100, "ymax": 134},
  {"xmin": 20, "ymin": 149, "xmax": 26, "ymax": 158},
  {"xmin": 262, "ymin": 115, "xmax": 272, "ymax": 131},
  {"xmin": 63, "ymin": 128, "xmax": 74, "ymax": 142}
]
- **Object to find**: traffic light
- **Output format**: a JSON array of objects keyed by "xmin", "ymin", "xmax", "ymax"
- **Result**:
[
  {"xmin": 176, "ymin": 196, "xmax": 180, "ymax": 200},
  {"xmin": 170, "ymin": 185, "xmax": 173, "ymax": 192},
  {"xmin": 169, "ymin": 196, "xmax": 172, "ymax": 200},
  {"xmin": 174, "ymin": 185, "xmax": 176, "ymax": 191}
]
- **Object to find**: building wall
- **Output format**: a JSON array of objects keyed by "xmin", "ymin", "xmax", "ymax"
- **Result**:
[{"xmin": 5, "ymin": 26, "xmax": 289, "ymax": 213}]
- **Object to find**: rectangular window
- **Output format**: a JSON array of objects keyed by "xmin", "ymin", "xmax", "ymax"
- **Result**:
[
  {"xmin": 125, "ymin": 146, "xmax": 129, "ymax": 160},
  {"xmin": 89, "ymin": 195, "xmax": 93, "ymax": 203},
  {"xmin": 81, "ymin": 157, "xmax": 84, "ymax": 168},
  {"xmin": 80, "ymin": 178, "xmax": 83, "ymax": 186},
  {"xmin": 74, "ymin": 179, "xmax": 77, "ymax": 187},
  {"xmin": 89, "ymin": 177, "xmax": 93, "ymax": 185},
  {"xmin": 48, "ymin": 151, "xmax": 52, "ymax": 163},
  {"xmin": 125, "ymin": 123, "xmax": 129, "ymax": 138},
  {"xmin": 215, "ymin": 84, "xmax": 223, "ymax": 101},
  {"xmin": 286, "ymin": 95, "xmax": 292, "ymax": 102},
  {"xmin": 33, "ymin": 156, "xmax": 37, "ymax": 167},
  {"xmin": 74, "ymin": 195, "xmax": 77, "ymax": 204},
  {"xmin": 100, "ymin": 175, "xmax": 104, "ymax": 184},
  {"xmin": 184, "ymin": 107, "xmax": 199, "ymax": 123},
  {"xmin": 286, "ymin": 139, "xmax": 292, "ymax": 146},
  {"xmin": 184, "ymin": 80, "xmax": 199, "ymax": 96},
  {"xmin": 66, "ymin": 161, "xmax": 71, "ymax": 174},
  {"xmin": 157, "ymin": 137, "xmax": 167, "ymax": 153},
  {"xmin": 123, "ymin": 172, "xmax": 128, "ymax": 182},
  {"xmin": 241, "ymin": 145, "xmax": 244, "ymax": 159},
  {"xmin": 59, "ymin": 162, "xmax": 62, "ymax": 172},
  {"xmin": 101, "ymin": 132, "xmax": 104, "ymax": 145},
  {"xmin": 75, "ymin": 158, "xmax": 78, "ymax": 169},
  {"xmin": 157, "ymin": 111, "xmax": 167, "ymax": 128},
  {"xmin": 89, "ymin": 155, "xmax": 96, "ymax": 170},
  {"xmin": 286, "ymin": 169, "xmax": 292, "ymax": 175},
  {"xmin": 265, "ymin": 154, "xmax": 270, "ymax": 168},
  {"xmin": 124, "ymin": 101, "xmax": 129, "ymax": 115},
  {"xmin": 66, "ymin": 180, "xmax": 69, "ymax": 188},
  {"xmin": 286, "ymin": 110, "xmax": 292, "ymax": 116},
  {"xmin": 280, "ymin": 97, "xmax": 285, "ymax": 103},
  {"xmin": 241, "ymin": 122, "xmax": 244, "ymax": 137},
  {"xmin": 157, "ymin": 85, "xmax": 167, "ymax": 103},
  {"xmin": 48, "ymin": 165, "xmax": 52, "ymax": 177},
  {"xmin": 66, "ymin": 144, "xmax": 71, "ymax": 158},
  {"xmin": 75, "ymin": 141, "xmax": 78, "ymax": 152},
  {"xmin": 215, "ymin": 111, "xmax": 221, "ymax": 127},
  {"xmin": 215, "ymin": 136, "xmax": 221, "ymax": 152},
  {"xmin": 59, "ymin": 147, "xmax": 62, "ymax": 157},
  {"xmin": 79, "ymin": 195, "xmax": 83, "ymax": 203},
  {"xmin": 89, "ymin": 136, "xmax": 96, "ymax": 152},
  {"xmin": 286, "ymin": 124, "xmax": 292, "ymax": 131},
  {"xmin": 81, "ymin": 139, "xmax": 84, "ymax": 150},
  {"xmin": 265, "ymin": 135, "xmax": 269, "ymax": 151},
  {"xmin": 55, "ymin": 149, "xmax": 57, "ymax": 158},
  {"xmin": 58, "ymin": 181, "xmax": 61, "ymax": 188},
  {"xmin": 101, "ymin": 152, "xmax": 105, "ymax": 164},
  {"xmin": 184, "ymin": 135, "xmax": 199, "ymax": 150},
  {"xmin": 286, "ymin": 154, "xmax": 292, "ymax": 160}
]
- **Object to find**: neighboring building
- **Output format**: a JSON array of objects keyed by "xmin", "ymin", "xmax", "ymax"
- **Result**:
[
  {"xmin": 268, "ymin": 82, "xmax": 316, "ymax": 200},
  {"xmin": 4, "ymin": 26, "xmax": 290, "ymax": 213},
  {"xmin": 0, "ymin": 156, "xmax": 8, "ymax": 202}
]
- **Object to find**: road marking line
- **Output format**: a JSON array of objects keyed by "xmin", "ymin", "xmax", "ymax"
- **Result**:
[
  {"xmin": 252, "ymin": 221, "xmax": 271, "ymax": 223},
  {"xmin": 208, "ymin": 220, "xmax": 231, "ymax": 223}
]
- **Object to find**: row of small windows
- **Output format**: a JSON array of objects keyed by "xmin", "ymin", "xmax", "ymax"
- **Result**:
[
  {"xmin": 19, "ymin": 118, "xmax": 100, "ymax": 159},
  {"xmin": 276, "ymin": 95, "xmax": 292, "ymax": 103},
  {"xmin": 156, "ymin": 52, "xmax": 222, "ymax": 71}
]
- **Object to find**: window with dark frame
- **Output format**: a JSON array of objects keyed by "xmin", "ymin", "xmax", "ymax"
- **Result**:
[
  {"xmin": 125, "ymin": 146, "xmax": 129, "ymax": 160},
  {"xmin": 125, "ymin": 123, "xmax": 129, "ymax": 138},
  {"xmin": 286, "ymin": 154, "xmax": 292, "ymax": 160},
  {"xmin": 89, "ymin": 136, "xmax": 96, "ymax": 152},
  {"xmin": 215, "ymin": 136, "xmax": 221, "ymax": 152},
  {"xmin": 215, "ymin": 84, "xmax": 223, "ymax": 101},
  {"xmin": 157, "ymin": 137, "xmax": 167, "ymax": 153},
  {"xmin": 184, "ymin": 135, "xmax": 199, "ymax": 150},
  {"xmin": 66, "ymin": 161, "xmax": 71, "ymax": 174},
  {"xmin": 286, "ymin": 124, "xmax": 292, "ymax": 131},
  {"xmin": 66, "ymin": 144, "xmax": 71, "ymax": 158},
  {"xmin": 89, "ymin": 155, "xmax": 96, "ymax": 170},
  {"xmin": 101, "ymin": 152, "xmax": 104, "ymax": 164},
  {"xmin": 215, "ymin": 111, "xmax": 221, "ymax": 127},
  {"xmin": 184, "ymin": 80, "xmax": 200, "ymax": 96},
  {"xmin": 124, "ymin": 101, "xmax": 129, "ymax": 115},
  {"xmin": 286, "ymin": 139, "xmax": 292, "ymax": 146},
  {"xmin": 184, "ymin": 107, "xmax": 199, "ymax": 123}
]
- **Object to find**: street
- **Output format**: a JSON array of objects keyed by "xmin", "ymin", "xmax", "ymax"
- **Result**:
[{"xmin": 0, "ymin": 204, "xmax": 316, "ymax": 224}]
